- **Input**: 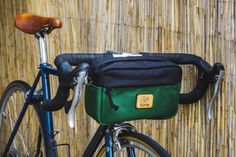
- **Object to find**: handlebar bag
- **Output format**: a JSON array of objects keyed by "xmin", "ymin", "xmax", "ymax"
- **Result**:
[{"xmin": 85, "ymin": 54, "xmax": 182, "ymax": 125}]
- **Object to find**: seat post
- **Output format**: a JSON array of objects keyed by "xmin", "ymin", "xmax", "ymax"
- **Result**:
[{"xmin": 36, "ymin": 33, "xmax": 48, "ymax": 64}]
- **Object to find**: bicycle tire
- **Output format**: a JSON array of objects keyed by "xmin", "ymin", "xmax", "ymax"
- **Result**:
[
  {"xmin": 96, "ymin": 131, "xmax": 171, "ymax": 157},
  {"xmin": 0, "ymin": 80, "xmax": 47, "ymax": 157}
]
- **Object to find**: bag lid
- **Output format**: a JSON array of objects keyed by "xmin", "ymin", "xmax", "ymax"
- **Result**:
[{"xmin": 89, "ymin": 55, "xmax": 182, "ymax": 88}]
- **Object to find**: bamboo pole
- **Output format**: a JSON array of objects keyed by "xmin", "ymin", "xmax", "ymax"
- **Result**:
[{"xmin": 0, "ymin": 0, "xmax": 235, "ymax": 156}]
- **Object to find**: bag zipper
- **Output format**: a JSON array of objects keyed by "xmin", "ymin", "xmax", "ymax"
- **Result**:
[
  {"xmin": 101, "ymin": 65, "xmax": 180, "ymax": 73},
  {"xmin": 92, "ymin": 57, "xmax": 168, "ymax": 71}
]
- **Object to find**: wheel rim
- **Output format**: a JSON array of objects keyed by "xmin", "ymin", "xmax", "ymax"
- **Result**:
[
  {"xmin": 0, "ymin": 86, "xmax": 44, "ymax": 156},
  {"xmin": 7, "ymin": 147, "xmax": 19, "ymax": 157},
  {"xmin": 97, "ymin": 136, "xmax": 160, "ymax": 157}
]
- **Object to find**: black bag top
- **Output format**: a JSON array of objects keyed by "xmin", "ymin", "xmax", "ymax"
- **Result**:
[{"xmin": 89, "ymin": 53, "xmax": 182, "ymax": 88}]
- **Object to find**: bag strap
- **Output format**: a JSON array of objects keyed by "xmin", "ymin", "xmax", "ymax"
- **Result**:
[{"xmin": 106, "ymin": 88, "xmax": 119, "ymax": 110}]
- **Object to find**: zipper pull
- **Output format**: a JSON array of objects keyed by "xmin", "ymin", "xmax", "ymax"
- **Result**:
[{"xmin": 106, "ymin": 88, "xmax": 119, "ymax": 110}]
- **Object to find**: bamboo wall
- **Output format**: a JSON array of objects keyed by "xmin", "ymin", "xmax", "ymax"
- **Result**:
[{"xmin": 0, "ymin": 0, "xmax": 235, "ymax": 156}]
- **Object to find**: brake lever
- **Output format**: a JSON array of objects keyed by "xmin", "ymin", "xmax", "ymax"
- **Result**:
[
  {"xmin": 207, "ymin": 70, "xmax": 224, "ymax": 120},
  {"xmin": 68, "ymin": 71, "xmax": 87, "ymax": 128}
]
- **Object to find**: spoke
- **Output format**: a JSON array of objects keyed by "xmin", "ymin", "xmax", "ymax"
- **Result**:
[
  {"xmin": 2, "ymin": 112, "xmax": 6, "ymax": 118},
  {"xmin": 7, "ymin": 105, "xmax": 17, "ymax": 148},
  {"xmin": 7, "ymin": 93, "xmax": 30, "ymax": 156},
  {"xmin": 22, "ymin": 107, "xmax": 32, "ymax": 155},
  {"xmin": 0, "ymin": 84, "xmax": 45, "ymax": 156},
  {"xmin": 8, "ymin": 110, "xmax": 29, "ymax": 154},
  {"xmin": 27, "ymin": 129, "xmax": 41, "ymax": 156},
  {"xmin": 109, "ymin": 141, "xmax": 157, "ymax": 157}
]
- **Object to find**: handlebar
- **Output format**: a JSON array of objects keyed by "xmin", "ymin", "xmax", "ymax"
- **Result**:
[
  {"xmin": 54, "ymin": 53, "xmax": 106, "ymax": 87},
  {"xmin": 41, "ymin": 52, "xmax": 224, "ymax": 111},
  {"xmin": 140, "ymin": 53, "xmax": 224, "ymax": 104}
]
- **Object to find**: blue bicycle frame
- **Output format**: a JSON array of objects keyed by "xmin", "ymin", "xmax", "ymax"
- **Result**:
[
  {"xmin": 2, "ymin": 63, "xmax": 58, "ymax": 156},
  {"xmin": 3, "ymin": 32, "xmax": 136, "ymax": 156},
  {"xmin": 2, "ymin": 62, "xmax": 125, "ymax": 157}
]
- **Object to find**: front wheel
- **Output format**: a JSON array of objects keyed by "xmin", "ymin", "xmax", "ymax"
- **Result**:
[
  {"xmin": 96, "ymin": 132, "xmax": 171, "ymax": 157},
  {"xmin": 0, "ymin": 81, "xmax": 47, "ymax": 156}
]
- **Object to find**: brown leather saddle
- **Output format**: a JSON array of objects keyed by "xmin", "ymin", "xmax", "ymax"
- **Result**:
[{"xmin": 15, "ymin": 13, "xmax": 62, "ymax": 34}]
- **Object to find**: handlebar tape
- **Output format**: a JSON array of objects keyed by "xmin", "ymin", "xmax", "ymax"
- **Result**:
[
  {"xmin": 42, "ymin": 59, "xmax": 92, "ymax": 111},
  {"xmin": 55, "ymin": 53, "xmax": 105, "ymax": 87},
  {"xmin": 140, "ymin": 53, "xmax": 212, "ymax": 73},
  {"xmin": 54, "ymin": 53, "xmax": 106, "ymax": 66},
  {"xmin": 42, "ymin": 85, "xmax": 70, "ymax": 111},
  {"xmin": 179, "ymin": 74, "xmax": 210, "ymax": 104},
  {"xmin": 140, "ymin": 53, "xmax": 213, "ymax": 104}
]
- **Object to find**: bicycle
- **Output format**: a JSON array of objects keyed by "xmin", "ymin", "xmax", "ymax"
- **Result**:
[{"xmin": 0, "ymin": 13, "xmax": 225, "ymax": 157}]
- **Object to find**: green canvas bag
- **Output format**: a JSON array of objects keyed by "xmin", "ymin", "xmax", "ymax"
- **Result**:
[{"xmin": 85, "ymin": 55, "xmax": 182, "ymax": 125}]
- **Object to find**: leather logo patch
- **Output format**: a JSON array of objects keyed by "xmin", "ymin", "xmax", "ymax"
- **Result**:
[{"xmin": 136, "ymin": 94, "xmax": 154, "ymax": 109}]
